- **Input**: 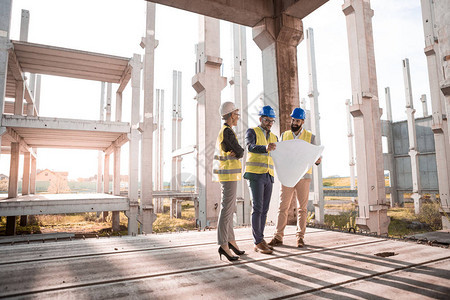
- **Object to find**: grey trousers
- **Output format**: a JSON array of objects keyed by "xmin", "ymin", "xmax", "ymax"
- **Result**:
[{"xmin": 217, "ymin": 181, "xmax": 237, "ymax": 245}]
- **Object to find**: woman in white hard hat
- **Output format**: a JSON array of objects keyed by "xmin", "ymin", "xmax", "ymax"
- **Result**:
[{"xmin": 213, "ymin": 101, "xmax": 245, "ymax": 261}]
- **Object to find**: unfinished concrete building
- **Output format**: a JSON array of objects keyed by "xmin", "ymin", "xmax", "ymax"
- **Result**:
[
  {"xmin": 1, "ymin": 0, "xmax": 448, "ymax": 236},
  {"xmin": 0, "ymin": 1, "xmax": 145, "ymax": 235}
]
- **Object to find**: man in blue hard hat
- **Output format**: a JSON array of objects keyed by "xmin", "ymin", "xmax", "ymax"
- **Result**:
[
  {"xmin": 244, "ymin": 105, "xmax": 278, "ymax": 254},
  {"xmin": 268, "ymin": 107, "xmax": 321, "ymax": 248}
]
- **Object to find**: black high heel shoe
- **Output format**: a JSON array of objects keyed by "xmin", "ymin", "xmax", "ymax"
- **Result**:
[
  {"xmin": 218, "ymin": 247, "xmax": 239, "ymax": 261},
  {"xmin": 228, "ymin": 243, "xmax": 245, "ymax": 255}
]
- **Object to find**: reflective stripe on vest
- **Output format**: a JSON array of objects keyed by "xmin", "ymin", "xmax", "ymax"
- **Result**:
[
  {"xmin": 245, "ymin": 127, "xmax": 277, "ymax": 176},
  {"xmin": 281, "ymin": 129, "xmax": 313, "ymax": 174},
  {"xmin": 212, "ymin": 125, "xmax": 242, "ymax": 182}
]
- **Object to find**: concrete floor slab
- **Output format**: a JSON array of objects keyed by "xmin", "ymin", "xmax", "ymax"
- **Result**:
[
  {"xmin": 406, "ymin": 230, "xmax": 450, "ymax": 245},
  {"xmin": 0, "ymin": 226, "xmax": 448, "ymax": 299}
]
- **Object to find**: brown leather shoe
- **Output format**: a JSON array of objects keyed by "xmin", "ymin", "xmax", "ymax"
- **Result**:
[
  {"xmin": 262, "ymin": 239, "xmax": 274, "ymax": 250},
  {"xmin": 268, "ymin": 237, "xmax": 283, "ymax": 247},
  {"xmin": 297, "ymin": 237, "xmax": 305, "ymax": 248},
  {"xmin": 254, "ymin": 241, "xmax": 273, "ymax": 254}
]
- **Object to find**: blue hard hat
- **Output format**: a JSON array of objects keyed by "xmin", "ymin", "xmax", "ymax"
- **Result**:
[
  {"xmin": 290, "ymin": 107, "xmax": 306, "ymax": 120},
  {"xmin": 258, "ymin": 105, "xmax": 276, "ymax": 118}
]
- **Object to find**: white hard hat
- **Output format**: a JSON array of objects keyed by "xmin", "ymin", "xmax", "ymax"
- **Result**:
[{"xmin": 219, "ymin": 101, "xmax": 238, "ymax": 116}]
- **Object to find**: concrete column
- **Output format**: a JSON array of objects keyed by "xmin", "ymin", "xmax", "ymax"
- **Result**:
[
  {"xmin": 230, "ymin": 24, "xmax": 251, "ymax": 225},
  {"xmin": 403, "ymin": 58, "xmax": 422, "ymax": 214},
  {"xmin": 140, "ymin": 2, "xmax": 157, "ymax": 234},
  {"xmin": 22, "ymin": 152, "xmax": 30, "ymax": 196},
  {"xmin": 106, "ymin": 83, "xmax": 112, "ymax": 121},
  {"xmin": 30, "ymin": 154, "xmax": 36, "ymax": 194},
  {"xmin": 420, "ymin": 94, "xmax": 429, "ymax": 117},
  {"xmin": 306, "ymin": 28, "xmax": 324, "ymax": 224},
  {"xmin": 102, "ymin": 154, "xmax": 110, "ymax": 220},
  {"xmin": 345, "ymin": 99, "xmax": 357, "ymax": 202},
  {"xmin": 383, "ymin": 87, "xmax": 398, "ymax": 206},
  {"xmin": 343, "ymin": 0, "xmax": 389, "ymax": 235},
  {"xmin": 112, "ymin": 146, "xmax": 121, "ymax": 231},
  {"xmin": 154, "ymin": 88, "xmax": 160, "ymax": 192},
  {"xmin": 192, "ymin": 16, "xmax": 226, "ymax": 228},
  {"xmin": 0, "ymin": 0, "xmax": 11, "ymax": 160},
  {"xmin": 127, "ymin": 54, "xmax": 142, "ymax": 235},
  {"xmin": 154, "ymin": 89, "xmax": 164, "ymax": 213},
  {"xmin": 19, "ymin": 9, "xmax": 29, "ymax": 41},
  {"xmin": 431, "ymin": 0, "xmax": 450, "ymax": 227},
  {"xmin": 171, "ymin": 70, "xmax": 183, "ymax": 191},
  {"xmin": 103, "ymin": 83, "xmax": 112, "ymax": 221},
  {"xmin": 176, "ymin": 72, "xmax": 182, "ymax": 190},
  {"xmin": 421, "ymin": 0, "xmax": 450, "ymax": 223},
  {"xmin": 6, "ymin": 142, "xmax": 19, "ymax": 235},
  {"xmin": 115, "ymin": 91, "xmax": 122, "ymax": 122},
  {"xmin": 0, "ymin": 0, "xmax": 12, "ymax": 122},
  {"xmin": 252, "ymin": 13, "xmax": 303, "ymax": 133},
  {"xmin": 19, "ymin": 151, "xmax": 31, "ymax": 226},
  {"xmin": 14, "ymin": 80, "xmax": 24, "ymax": 115},
  {"xmin": 252, "ymin": 12, "xmax": 304, "ymax": 225},
  {"xmin": 20, "ymin": 9, "xmax": 35, "ymax": 117},
  {"xmin": 97, "ymin": 82, "xmax": 105, "ymax": 194},
  {"xmin": 172, "ymin": 71, "xmax": 177, "ymax": 191},
  {"xmin": 34, "ymin": 75, "xmax": 41, "ymax": 114}
]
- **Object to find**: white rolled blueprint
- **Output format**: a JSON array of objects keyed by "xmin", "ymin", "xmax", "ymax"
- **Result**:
[{"xmin": 270, "ymin": 139, "xmax": 324, "ymax": 187}]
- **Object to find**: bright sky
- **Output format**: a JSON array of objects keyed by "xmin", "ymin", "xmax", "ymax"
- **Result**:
[{"xmin": 1, "ymin": 0, "xmax": 429, "ymax": 181}]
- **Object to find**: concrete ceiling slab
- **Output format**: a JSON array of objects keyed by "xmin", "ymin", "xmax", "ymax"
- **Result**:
[{"xmin": 146, "ymin": 0, "xmax": 328, "ymax": 27}]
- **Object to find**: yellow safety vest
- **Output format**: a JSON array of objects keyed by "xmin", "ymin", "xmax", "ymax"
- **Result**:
[
  {"xmin": 213, "ymin": 125, "xmax": 242, "ymax": 182},
  {"xmin": 281, "ymin": 129, "xmax": 313, "ymax": 174},
  {"xmin": 245, "ymin": 127, "xmax": 277, "ymax": 176}
]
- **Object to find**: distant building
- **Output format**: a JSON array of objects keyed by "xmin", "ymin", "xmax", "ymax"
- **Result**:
[
  {"xmin": 36, "ymin": 169, "xmax": 70, "ymax": 193},
  {"xmin": 36, "ymin": 169, "xmax": 69, "ymax": 182}
]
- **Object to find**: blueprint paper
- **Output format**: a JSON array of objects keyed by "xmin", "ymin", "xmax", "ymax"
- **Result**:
[{"xmin": 270, "ymin": 139, "xmax": 324, "ymax": 187}]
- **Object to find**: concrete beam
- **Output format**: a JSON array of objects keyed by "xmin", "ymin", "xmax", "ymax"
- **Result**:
[
  {"xmin": 146, "ymin": 0, "xmax": 328, "ymax": 27},
  {"xmin": 0, "ymin": 194, "xmax": 129, "ymax": 216},
  {"xmin": 4, "ymin": 127, "xmax": 36, "ymax": 158},
  {"xmin": 104, "ymin": 133, "xmax": 129, "ymax": 155},
  {"xmin": 1, "ymin": 115, "xmax": 130, "ymax": 133}
]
